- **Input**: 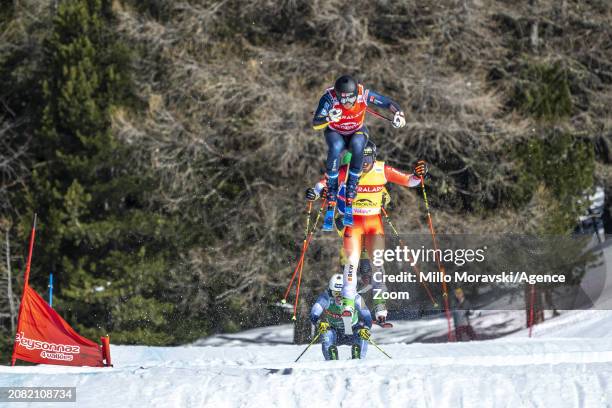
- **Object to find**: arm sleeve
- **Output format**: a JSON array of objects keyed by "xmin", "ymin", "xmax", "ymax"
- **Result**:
[
  {"xmin": 310, "ymin": 293, "xmax": 330, "ymax": 324},
  {"xmin": 364, "ymin": 88, "xmax": 402, "ymax": 113},
  {"xmin": 384, "ymin": 164, "xmax": 421, "ymax": 187},
  {"xmin": 312, "ymin": 94, "xmax": 334, "ymax": 130},
  {"xmin": 355, "ymin": 295, "xmax": 373, "ymax": 328}
]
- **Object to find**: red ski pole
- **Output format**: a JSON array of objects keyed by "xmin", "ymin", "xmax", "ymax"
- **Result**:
[
  {"xmin": 282, "ymin": 199, "xmax": 326, "ymax": 304},
  {"xmin": 420, "ymin": 176, "xmax": 455, "ymax": 342},
  {"xmin": 366, "ymin": 107, "xmax": 393, "ymax": 122},
  {"xmin": 282, "ymin": 202, "xmax": 312, "ymax": 301},
  {"xmin": 290, "ymin": 199, "xmax": 326, "ymax": 319},
  {"xmin": 311, "ymin": 107, "xmax": 393, "ymax": 129}
]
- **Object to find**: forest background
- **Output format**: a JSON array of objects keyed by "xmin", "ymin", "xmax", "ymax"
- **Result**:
[{"xmin": 0, "ymin": 0, "xmax": 611, "ymax": 362}]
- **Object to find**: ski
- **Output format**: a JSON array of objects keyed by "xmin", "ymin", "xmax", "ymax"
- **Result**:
[
  {"xmin": 343, "ymin": 202, "xmax": 354, "ymax": 227},
  {"xmin": 265, "ymin": 368, "xmax": 294, "ymax": 375},
  {"xmin": 322, "ymin": 204, "xmax": 336, "ymax": 231},
  {"xmin": 374, "ymin": 321, "xmax": 393, "ymax": 329}
]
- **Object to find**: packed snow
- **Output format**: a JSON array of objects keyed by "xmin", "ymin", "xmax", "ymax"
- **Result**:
[{"xmin": 2, "ymin": 243, "xmax": 611, "ymax": 407}]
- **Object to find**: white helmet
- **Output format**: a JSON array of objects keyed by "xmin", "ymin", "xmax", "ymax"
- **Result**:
[{"xmin": 328, "ymin": 274, "xmax": 343, "ymax": 293}]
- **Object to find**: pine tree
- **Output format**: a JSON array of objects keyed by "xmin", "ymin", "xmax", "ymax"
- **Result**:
[{"xmin": 27, "ymin": 0, "xmax": 183, "ymax": 344}]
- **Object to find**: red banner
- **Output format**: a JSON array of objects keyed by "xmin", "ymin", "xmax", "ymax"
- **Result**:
[{"xmin": 12, "ymin": 285, "xmax": 107, "ymax": 367}]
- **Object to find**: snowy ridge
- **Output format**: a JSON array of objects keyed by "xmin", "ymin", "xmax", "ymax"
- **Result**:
[
  {"xmin": 2, "ymin": 319, "xmax": 612, "ymax": 407},
  {"xmin": 3, "ymin": 242, "xmax": 612, "ymax": 407}
]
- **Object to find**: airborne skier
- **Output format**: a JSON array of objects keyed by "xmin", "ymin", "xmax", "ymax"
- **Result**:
[
  {"xmin": 306, "ymin": 141, "xmax": 428, "ymax": 323},
  {"xmin": 310, "ymin": 274, "xmax": 373, "ymax": 360},
  {"xmin": 312, "ymin": 75, "xmax": 406, "ymax": 229}
]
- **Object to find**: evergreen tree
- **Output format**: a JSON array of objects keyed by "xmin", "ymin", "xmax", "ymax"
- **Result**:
[
  {"xmin": 27, "ymin": 0, "xmax": 184, "ymax": 344},
  {"xmin": 511, "ymin": 60, "xmax": 595, "ymax": 234}
]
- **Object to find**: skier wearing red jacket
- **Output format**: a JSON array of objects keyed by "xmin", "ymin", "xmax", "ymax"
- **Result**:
[{"xmin": 312, "ymin": 75, "xmax": 406, "ymax": 230}]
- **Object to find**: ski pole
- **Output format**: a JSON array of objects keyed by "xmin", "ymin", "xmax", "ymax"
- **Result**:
[
  {"xmin": 292, "ymin": 200, "xmax": 325, "ymax": 319},
  {"xmin": 294, "ymin": 332, "xmax": 321, "ymax": 363},
  {"xmin": 305, "ymin": 201, "xmax": 312, "ymax": 238},
  {"xmin": 419, "ymin": 175, "xmax": 455, "ymax": 342},
  {"xmin": 283, "ymin": 199, "xmax": 326, "ymax": 304},
  {"xmin": 368, "ymin": 337, "xmax": 392, "ymax": 359},
  {"xmin": 311, "ymin": 107, "xmax": 392, "ymax": 129},
  {"xmin": 381, "ymin": 207, "xmax": 438, "ymax": 307},
  {"xmin": 528, "ymin": 284, "xmax": 536, "ymax": 338},
  {"xmin": 283, "ymin": 202, "xmax": 313, "ymax": 301},
  {"xmin": 366, "ymin": 107, "xmax": 393, "ymax": 122},
  {"xmin": 48, "ymin": 273, "xmax": 53, "ymax": 307}
]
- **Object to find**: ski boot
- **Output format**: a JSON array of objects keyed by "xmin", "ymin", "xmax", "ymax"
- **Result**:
[
  {"xmin": 328, "ymin": 345, "xmax": 339, "ymax": 360},
  {"xmin": 373, "ymin": 299, "xmax": 389, "ymax": 327},
  {"xmin": 351, "ymin": 344, "xmax": 361, "ymax": 359},
  {"xmin": 343, "ymin": 170, "xmax": 361, "ymax": 227},
  {"xmin": 323, "ymin": 172, "xmax": 339, "ymax": 231}
]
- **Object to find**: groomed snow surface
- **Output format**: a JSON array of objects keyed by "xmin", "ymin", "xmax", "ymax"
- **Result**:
[
  {"xmin": 3, "ymin": 243, "xmax": 612, "ymax": 407},
  {"xmin": 2, "ymin": 309, "xmax": 612, "ymax": 407}
]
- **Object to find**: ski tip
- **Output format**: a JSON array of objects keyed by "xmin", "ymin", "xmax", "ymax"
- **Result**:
[{"xmin": 265, "ymin": 368, "xmax": 293, "ymax": 375}]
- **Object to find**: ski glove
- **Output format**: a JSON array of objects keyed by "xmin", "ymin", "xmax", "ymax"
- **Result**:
[
  {"xmin": 305, "ymin": 187, "xmax": 319, "ymax": 201},
  {"xmin": 317, "ymin": 321, "xmax": 331, "ymax": 333},
  {"xmin": 327, "ymin": 108, "xmax": 342, "ymax": 123},
  {"xmin": 414, "ymin": 160, "xmax": 428, "ymax": 177},
  {"xmin": 382, "ymin": 192, "xmax": 391, "ymax": 209},
  {"xmin": 358, "ymin": 328, "xmax": 371, "ymax": 341},
  {"xmin": 392, "ymin": 111, "xmax": 406, "ymax": 128}
]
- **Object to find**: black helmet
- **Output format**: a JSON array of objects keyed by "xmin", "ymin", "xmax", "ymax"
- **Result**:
[
  {"xmin": 334, "ymin": 75, "xmax": 358, "ymax": 104},
  {"xmin": 363, "ymin": 140, "xmax": 377, "ymax": 160},
  {"xmin": 363, "ymin": 140, "xmax": 377, "ymax": 166}
]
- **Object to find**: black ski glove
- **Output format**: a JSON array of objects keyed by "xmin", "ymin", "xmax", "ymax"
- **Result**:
[
  {"xmin": 413, "ymin": 160, "xmax": 428, "ymax": 177},
  {"xmin": 305, "ymin": 187, "xmax": 319, "ymax": 201}
]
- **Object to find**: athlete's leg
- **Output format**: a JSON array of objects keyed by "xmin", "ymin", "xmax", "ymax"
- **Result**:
[
  {"xmin": 324, "ymin": 128, "xmax": 346, "ymax": 202},
  {"xmin": 365, "ymin": 215, "xmax": 388, "ymax": 293},
  {"xmin": 341, "ymin": 217, "xmax": 365, "ymax": 301},
  {"xmin": 365, "ymin": 215, "xmax": 389, "ymax": 322},
  {"xmin": 351, "ymin": 331, "xmax": 368, "ymax": 359},
  {"xmin": 345, "ymin": 129, "xmax": 367, "ymax": 200},
  {"xmin": 348, "ymin": 127, "xmax": 368, "ymax": 175},
  {"xmin": 321, "ymin": 329, "xmax": 338, "ymax": 360}
]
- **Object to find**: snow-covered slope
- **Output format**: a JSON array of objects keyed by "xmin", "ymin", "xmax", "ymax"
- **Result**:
[
  {"xmin": 2, "ymin": 242, "xmax": 611, "ymax": 407},
  {"xmin": 3, "ymin": 310, "xmax": 612, "ymax": 408},
  {"xmin": 196, "ymin": 309, "xmax": 528, "ymax": 347}
]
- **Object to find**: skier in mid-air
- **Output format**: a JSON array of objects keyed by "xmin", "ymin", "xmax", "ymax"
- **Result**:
[
  {"xmin": 310, "ymin": 274, "xmax": 373, "ymax": 360},
  {"xmin": 306, "ymin": 141, "xmax": 428, "ymax": 323},
  {"xmin": 312, "ymin": 75, "xmax": 406, "ymax": 230}
]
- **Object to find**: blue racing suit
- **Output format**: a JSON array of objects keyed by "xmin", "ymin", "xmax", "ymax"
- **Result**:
[
  {"xmin": 312, "ymin": 87, "xmax": 402, "ymax": 177},
  {"xmin": 310, "ymin": 291, "xmax": 373, "ymax": 360}
]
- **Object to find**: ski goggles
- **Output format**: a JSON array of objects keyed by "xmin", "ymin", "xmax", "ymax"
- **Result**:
[
  {"xmin": 339, "ymin": 93, "xmax": 357, "ymax": 105},
  {"xmin": 363, "ymin": 154, "xmax": 375, "ymax": 165}
]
